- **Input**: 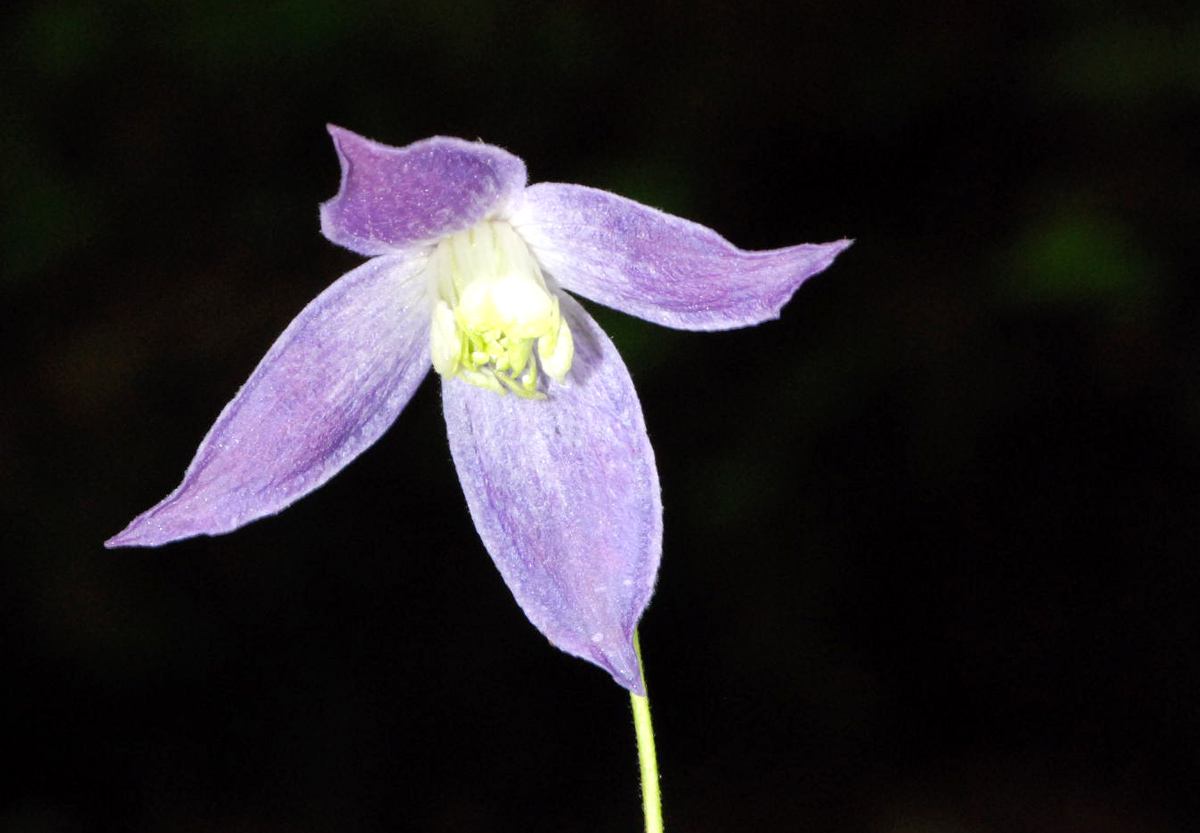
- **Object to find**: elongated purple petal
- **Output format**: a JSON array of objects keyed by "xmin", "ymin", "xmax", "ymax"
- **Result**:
[
  {"xmin": 320, "ymin": 126, "xmax": 527, "ymax": 256},
  {"xmin": 106, "ymin": 253, "xmax": 433, "ymax": 548},
  {"xmin": 442, "ymin": 295, "xmax": 661, "ymax": 693},
  {"xmin": 511, "ymin": 183, "xmax": 852, "ymax": 330}
]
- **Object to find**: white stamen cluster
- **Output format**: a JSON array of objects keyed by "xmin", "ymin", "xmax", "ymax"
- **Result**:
[{"xmin": 427, "ymin": 221, "xmax": 573, "ymax": 397}]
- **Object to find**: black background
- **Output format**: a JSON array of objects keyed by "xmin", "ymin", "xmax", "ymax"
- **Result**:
[{"xmin": 4, "ymin": 0, "xmax": 1199, "ymax": 830}]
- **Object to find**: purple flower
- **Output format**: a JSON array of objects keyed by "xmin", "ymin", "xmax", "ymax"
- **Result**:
[{"xmin": 106, "ymin": 126, "xmax": 851, "ymax": 693}]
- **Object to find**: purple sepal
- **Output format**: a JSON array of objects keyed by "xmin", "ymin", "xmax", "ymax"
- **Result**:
[
  {"xmin": 106, "ymin": 254, "xmax": 433, "ymax": 548},
  {"xmin": 442, "ymin": 294, "xmax": 661, "ymax": 694},
  {"xmin": 513, "ymin": 183, "xmax": 852, "ymax": 331},
  {"xmin": 320, "ymin": 126, "xmax": 527, "ymax": 256}
]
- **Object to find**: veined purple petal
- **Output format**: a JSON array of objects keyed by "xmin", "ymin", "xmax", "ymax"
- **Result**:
[
  {"xmin": 320, "ymin": 126, "xmax": 527, "ymax": 257},
  {"xmin": 442, "ymin": 295, "xmax": 661, "ymax": 694},
  {"xmin": 512, "ymin": 183, "xmax": 852, "ymax": 330},
  {"xmin": 106, "ymin": 253, "xmax": 433, "ymax": 548}
]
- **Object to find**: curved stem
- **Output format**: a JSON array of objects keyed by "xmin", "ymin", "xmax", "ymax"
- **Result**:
[{"xmin": 630, "ymin": 630, "xmax": 664, "ymax": 833}]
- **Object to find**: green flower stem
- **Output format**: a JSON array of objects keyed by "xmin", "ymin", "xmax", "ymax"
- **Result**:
[{"xmin": 630, "ymin": 630, "xmax": 663, "ymax": 833}]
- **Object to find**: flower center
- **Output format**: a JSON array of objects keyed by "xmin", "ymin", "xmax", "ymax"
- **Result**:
[{"xmin": 427, "ymin": 221, "xmax": 573, "ymax": 398}]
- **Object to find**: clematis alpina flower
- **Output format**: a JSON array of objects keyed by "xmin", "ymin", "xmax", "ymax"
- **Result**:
[{"xmin": 106, "ymin": 126, "xmax": 851, "ymax": 693}]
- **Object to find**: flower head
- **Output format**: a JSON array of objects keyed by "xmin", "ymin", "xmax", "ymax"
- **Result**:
[{"xmin": 106, "ymin": 127, "xmax": 851, "ymax": 693}]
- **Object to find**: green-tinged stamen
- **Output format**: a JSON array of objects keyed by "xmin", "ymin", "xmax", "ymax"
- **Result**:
[{"xmin": 427, "ymin": 221, "xmax": 573, "ymax": 398}]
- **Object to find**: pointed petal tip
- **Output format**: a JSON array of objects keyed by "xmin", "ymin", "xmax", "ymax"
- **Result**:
[
  {"xmin": 617, "ymin": 672, "xmax": 647, "ymax": 697},
  {"xmin": 103, "ymin": 531, "xmax": 132, "ymax": 549},
  {"xmin": 103, "ymin": 517, "xmax": 151, "ymax": 549},
  {"xmin": 606, "ymin": 661, "xmax": 647, "ymax": 696},
  {"xmin": 102, "ymin": 510, "xmax": 206, "ymax": 549},
  {"xmin": 590, "ymin": 631, "xmax": 648, "ymax": 695},
  {"xmin": 103, "ymin": 532, "xmax": 151, "ymax": 550},
  {"xmin": 324, "ymin": 124, "xmax": 367, "ymax": 159},
  {"xmin": 828, "ymin": 237, "xmax": 855, "ymax": 258},
  {"xmin": 808, "ymin": 235, "xmax": 854, "ymax": 274}
]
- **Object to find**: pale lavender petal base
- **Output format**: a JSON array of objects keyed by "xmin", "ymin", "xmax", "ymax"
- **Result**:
[
  {"xmin": 320, "ymin": 126, "xmax": 527, "ymax": 256},
  {"xmin": 106, "ymin": 253, "xmax": 433, "ymax": 548},
  {"xmin": 442, "ymin": 295, "xmax": 661, "ymax": 694},
  {"xmin": 512, "ymin": 182, "xmax": 852, "ymax": 330}
]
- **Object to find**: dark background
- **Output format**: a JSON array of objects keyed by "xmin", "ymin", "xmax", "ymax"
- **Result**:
[{"xmin": 4, "ymin": 0, "xmax": 1199, "ymax": 831}]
